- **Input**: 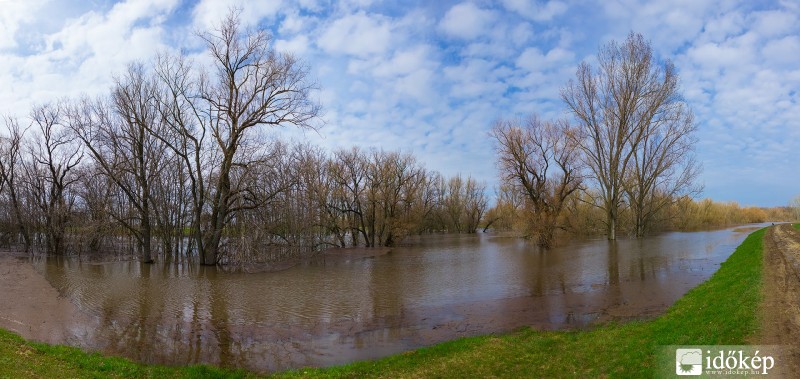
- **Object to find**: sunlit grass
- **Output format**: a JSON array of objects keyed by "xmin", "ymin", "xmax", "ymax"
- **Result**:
[
  {"xmin": 0, "ymin": 328, "xmax": 255, "ymax": 378},
  {"xmin": 0, "ymin": 229, "xmax": 765, "ymax": 378}
]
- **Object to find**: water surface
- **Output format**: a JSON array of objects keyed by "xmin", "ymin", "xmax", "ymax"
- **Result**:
[{"xmin": 28, "ymin": 225, "xmax": 764, "ymax": 372}]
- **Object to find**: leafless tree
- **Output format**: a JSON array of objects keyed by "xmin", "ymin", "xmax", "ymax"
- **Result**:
[
  {"xmin": 26, "ymin": 102, "xmax": 83, "ymax": 255},
  {"xmin": 197, "ymin": 10, "xmax": 319, "ymax": 264},
  {"xmin": 442, "ymin": 174, "xmax": 487, "ymax": 233},
  {"xmin": 152, "ymin": 52, "xmax": 208, "ymax": 262},
  {"xmin": 625, "ymin": 104, "xmax": 700, "ymax": 237},
  {"xmin": 328, "ymin": 148, "xmax": 369, "ymax": 246},
  {"xmin": 462, "ymin": 176, "xmax": 488, "ymax": 233},
  {"xmin": 67, "ymin": 63, "xmax": 168, "ymax": 262},
  {"xmin": 150, "ymin": 10, "xmax": 319, "ymax": 265},
  {"xmin": 0, "ymin": 118, "xmax": 31, "ymax": 249},
  {"xmin": 362, "ymin": 150, "xmax": 426, "ymax": 246},
  {"xmin": 491, "ymin": 115, "xmax": 583, "ymax": 247},
  {"xmin": 561, "ymin": 32, "xmax": 696, "ymax": 240},
  {"xmin": 792, "ymin": 195, "xmax": 800, "ymax": 221}
]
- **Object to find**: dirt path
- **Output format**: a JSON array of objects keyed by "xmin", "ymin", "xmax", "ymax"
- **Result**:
[
  {"xmin": 0, "ymin": 254, "xmax": 91, "ymax": 346},
  {"xmin": 759, "ymin": 224, "xmax": 800, "ymax": 373}
]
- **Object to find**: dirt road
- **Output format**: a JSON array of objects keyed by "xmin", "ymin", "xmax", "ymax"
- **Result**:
[{"xmin": 760, "ymin": 224, "xmax": 800, "ymax": 373}]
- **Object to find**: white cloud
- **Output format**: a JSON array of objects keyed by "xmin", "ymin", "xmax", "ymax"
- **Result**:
[
  {"xmin": 439, "ymin": 2, "xmax": 496, "ymax": 40},
  {"xmin": 275, "ymin": 35, "xmax": 311, "ymax": 56},
  {"xmin": 279, "ymin": 10, "xmax": 315, "ymax": 35},
  {"xmin": 515, "ymin": 46, "xmax": 574, "ymax": 71},
  {"xmin": 317, "ymin": 11, "xmax": 394, "ymax": 57},
  {"xmin": 372, "ymin": 45, "xmax": 436, "ymax": 78},
  {"xmin": 761, "ymin": 35, "xmax": 800, "ymax": 68},
  {"xmin": 0, "ymin": 0, "xmax": 48, "ymax": 49},
  {"xmin": 500, "ymin": 0, "xmax": 567, "ymax": 22},
  {"xmin": 192, "ymin": 0, "xmax": 283, "ymax": 30},
  {"xmin": 686, "ymin": 41, "xmax": 750, "ymax": 71},
  {"xmin": 749, "ymin": 9, "xmax": 797, "ymax": 37},
  {"xmin": 698, "ymin": 11, "xmax": 746, "ymax": 43},
  {"xmin": 443, "ymin": 58, "xmax": 508, "ymax": 99}
]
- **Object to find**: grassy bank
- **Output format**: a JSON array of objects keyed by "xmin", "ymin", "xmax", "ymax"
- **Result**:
[
  {"xmin": 0, "ymin": 328, "xmax": 255, "ymax": 378},
  {"xmin": 0, "ymin": 229, "xmax": 766, "ymax": 378}
]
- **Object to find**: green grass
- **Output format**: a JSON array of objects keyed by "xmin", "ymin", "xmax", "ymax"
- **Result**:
[
  {"xmin": 0, "ymin": 328, "xmax": 256, "ymax": 378},
  {"xmin": 0, "ymin": 229, "xmax": 766, "ymax": 378}
]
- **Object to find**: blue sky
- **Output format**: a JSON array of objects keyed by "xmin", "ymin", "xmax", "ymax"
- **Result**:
[{"xmin": 0, "ymin": 0, "xmax": 798, "ymax": 207}]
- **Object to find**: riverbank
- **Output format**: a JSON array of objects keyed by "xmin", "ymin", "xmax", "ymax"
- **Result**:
[{"xmin": 0, "ymin": 227, "xmax": 783, "ymax": 377}]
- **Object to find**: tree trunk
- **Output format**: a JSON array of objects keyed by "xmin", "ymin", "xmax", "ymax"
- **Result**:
[
  {"xmin": 141, "ymin": 220, "xmax": 153, "ymax": 263},
  {"xmin": 608, "ymin": 211, "xmax": 617, "ymax": 241}
]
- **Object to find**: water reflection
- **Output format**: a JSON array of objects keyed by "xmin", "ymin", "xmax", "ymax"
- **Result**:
[{"xmin": 27, "ymin": 225, "xmax": 763, "ymax": 372}]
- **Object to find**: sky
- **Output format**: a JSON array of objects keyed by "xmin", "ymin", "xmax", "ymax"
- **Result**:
[{"xmin": 0, "ymin": 0, "xmax": 798, "ymax": 207}]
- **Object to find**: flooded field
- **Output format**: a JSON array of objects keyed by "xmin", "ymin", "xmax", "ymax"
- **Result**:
[{"xmin": 3, "ymin": 225, "xmax": 765, "ymax": 372}]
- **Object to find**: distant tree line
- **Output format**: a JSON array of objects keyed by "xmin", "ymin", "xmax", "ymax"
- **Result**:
[{"xmin": 0, "ymin": 11, "xmax": 487, "ymax": 265}]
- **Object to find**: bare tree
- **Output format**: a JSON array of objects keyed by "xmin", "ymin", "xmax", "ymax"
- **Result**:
[
  {"xmin": 26, "ymin": 102, "xmax": 83, "ymax": 255},
  {"xmin": 67, "ymin": 63, "xmax": 172, "ymax": 262},
  {"xmin": 462, "ymin": 176, "xmax": 488, "ymax": 233},
  {"xmin": 491, "ymin": 115, "xmax": 582, "ymax": 247},
  {"xmin": 442, "ymin": 174, "xmax": 487, "ymax": 233},
  {"xmin": 0, "ymin": 118, "xmax": 31, "ymax": 250},
  {"xmin": 197, "ymin": 10, "xmax": 319, "ymax": 264},
  {"xmin": 364, "ymin": 150, "xmax": 426, "ymax": 246},
  {"xmin": 328, "ymin": 147, "xmax": 370, "ymax": 247},
  {"xmin": 625, "ymin": 104, "xmax": 700, "ymax": 237},
  {"xmin": 152, "ymin": 52, "xmax": 209, "ymax": 262},
  {"xmin": 151, "ymin": 10, "xmax": 319, "ymax": 265},
  {"xmin": 561, "ymin": 32, "xmax": 694, "ymax": 240}
]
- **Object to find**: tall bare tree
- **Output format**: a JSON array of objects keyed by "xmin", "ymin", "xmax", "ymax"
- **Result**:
[
  {"xmin": 27, "ymin": 102, "xmax": 83, "ymax": 255},
  {"xmin": 151, "ymin": 10, "xmax": 319, "ymax": 265},
  {"xmin": 199, "ymin": 11, "xmax": 318, "ymax": 264},
  {"xmin": 491, "ymin": 115, "xmax": 582, "ymax": 247},
  {"xmin": 67, "ymin": 63, "xmax": 168, "ymax": 262},
  {"xmin": 561, "ymin": 32, "xmax": 695, "ymax": 240},
  {"xmin": 0, "ymin": 119, "xmax": 31, "ymax": 250},
  {"xmin": 625, "ymin": 104, "xmax": 700, "ymax": 237}
]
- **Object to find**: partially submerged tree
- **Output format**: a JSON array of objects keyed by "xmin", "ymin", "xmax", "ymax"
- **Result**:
[
  {"xmin": 153, "ymin": 10, "xmax": 319, "ymax": 265},
  {"xmin": 26, "ymin": 103, "xmax": 83, "ymax": 255},
  {"xmin": 0, "ymin": 119, "xmax": 30, "ymax": 250},
  {"xmin": 624, "ymin": 104, "xmax": 700, "ymax": 237},
  {"xmin": 561, "ymin": 32, "xmax": 699, "ymax": 239},
  {"xmin": 491, "ymin": 115, "xmax": 583, "ymax": 247},
  {"xmin": 67, "ymin": 63, "xmax": 168, "ymax": 263}
]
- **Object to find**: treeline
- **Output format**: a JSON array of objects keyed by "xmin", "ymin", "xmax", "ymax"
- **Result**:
[
  {"xmin": 486, "ymin": 186, "xmax": 791, "ymax": 237},
  {"xmin": 0, "ymin": 12, "xmax": 487, "ymax": 264}
]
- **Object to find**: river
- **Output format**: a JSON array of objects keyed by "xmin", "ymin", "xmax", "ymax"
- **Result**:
[{"xmin": 18, "ymin": 225, "xmax": 764, "ymax": 372}]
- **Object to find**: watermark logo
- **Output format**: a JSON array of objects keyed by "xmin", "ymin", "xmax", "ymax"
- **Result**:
[
  {"xmin": 660, "ymin": 345, "xmax": 782, "ymax": 377},
  {"xmin": 676, "ymin": 348, "xmax": 702, "ymax": 375}
]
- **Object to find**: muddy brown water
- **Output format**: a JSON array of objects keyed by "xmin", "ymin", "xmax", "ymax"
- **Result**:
[{"xmin": 7, "ymin": 225, "xmax": 767, "ymax": 372}]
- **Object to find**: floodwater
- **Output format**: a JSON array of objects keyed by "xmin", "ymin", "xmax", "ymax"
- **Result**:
[{"xmin": 24, "ymin": 225, "xmax": 764, "ymax": 372}]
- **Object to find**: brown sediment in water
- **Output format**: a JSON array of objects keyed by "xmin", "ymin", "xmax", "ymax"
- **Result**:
[
  {"xmin": 0, "ymin": 227, "xmax": 763, "ymax": 373},
  {"xmin": 229, "ymin": 247, "xmax": 392, "ymax": 273},
  {"xmin": 317, "ymin": 247, "xmax": 391, "ymax": 260},
  {"xmin": 759, "ymin": 224, "xmax": 800, "ymax": 374},
  {"xmin": 0, "ymin": 253, "xmax": 93, "ymax": 347}
]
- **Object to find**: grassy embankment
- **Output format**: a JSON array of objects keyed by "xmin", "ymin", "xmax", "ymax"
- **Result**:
[{"xmin": 0, "ymin": 228, "xmax": 766, "ymax": 378}]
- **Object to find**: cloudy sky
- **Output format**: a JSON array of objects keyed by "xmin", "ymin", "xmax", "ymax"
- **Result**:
[{"xmin": 0, "ymin": 0, "xmax": 798, "ymax": 206}]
